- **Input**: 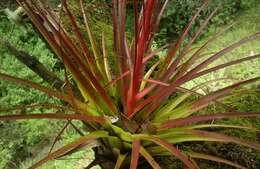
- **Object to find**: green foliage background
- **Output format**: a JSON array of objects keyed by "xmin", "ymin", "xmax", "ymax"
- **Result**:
[
  {"xmin": 0, "ymin": 15, "xmax": 62, "ymax": 168},
  {"xmin": 157, "ymin": 0, "xmax": 241, "ymax": 43}
]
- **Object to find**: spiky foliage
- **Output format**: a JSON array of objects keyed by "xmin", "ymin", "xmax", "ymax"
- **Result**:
[{"xmin": 0, "ymin": 0, "xmax": 260, "ymax": 168}]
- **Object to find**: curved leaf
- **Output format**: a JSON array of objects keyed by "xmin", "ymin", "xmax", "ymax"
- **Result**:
[
  {"xmin": 140, "ymin": 146, "xmax": 161, "ymax": 169},
  {"xmin": 130, "ymin": 139, "xmax": 141, "ymax": 169},
  {"xmin": 159, "ymin": 112, "xmax": 260, "ymax": 129},
  {"xmin": 49, "ymin": 121, "xmax": 71, "ymax": 154},
  {"xmin": 157, "ymin": 129, "xmax": 260, "ymax": 151},
  {"xmin": 190, "ymin": 130, "xmax": 260, "ymax": 150},
  {"xmin": 135, "ymin": 135, "xmax": 197, "ymax": 169},
  {"xmin": 29, "ymin": 131, "xmax": 109, "ymax": 169},
  {"xmin": 0, "ymin": 73, "xmax": 71, "ymax": 103},
  {"xmin": 0, "ymin": 103, "xmax": 72, "ymax": 112},
  {"xmin": 114, "ymin": 153, "xmax": 127, "ymax": 169},
  {"xmin": 152, "ymin": 93, "xmax": 191, "ymax": 122},
  {"xmin": 0, "ymin": 113, "xmax": 107, "ymax": 124},
  {"xmin": 187, "ymin": 152, "xmax": 247, "ymax": 169},
  {"xmin": 183, "ymin": 33, "xmax": 260, "ymax": 78},
  {"xmin": 184, "ymin": 124, "xmax": 260, "ymax": 132},
  {"xmin": 181, "ymin": 54, "xmax": 260, "ymax": 84}
]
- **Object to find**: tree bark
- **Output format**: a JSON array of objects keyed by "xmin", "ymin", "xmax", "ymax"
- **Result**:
[
  {"xmin": 3, "ymin": 40, "xmax": 64, "ymax": 88},
  {"xmin": 1, "ymin": 40, "xmax": 83, "ymax": 100}
]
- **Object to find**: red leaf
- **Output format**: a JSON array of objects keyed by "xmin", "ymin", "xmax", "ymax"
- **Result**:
[
  {"xmin": 130, "ymin": 139, "xmax": 141, "ymax": 169},
  {"xmin": 128, "ymin": 0, "xmax": 156, "ymax": 117},
  {"xmin": 159, "ymin": 112, "xmax": 260, "ymax": 130},
  {"xmin": 105, "ymin": 70, "xmax": 131, "ymax": 88},
  {"xmin": 139, "ymin": 135, "xmax": 198, "ymax": 169},
  {"xmin": 0, "ymin": 113, "xmax": 106, "ymax": 124},
  {"xmin": 190, "ymin": 130, "xmax": 260, "ymax": 150},
  {"xmin": 191, "ymin": 77, "xmax": 260, "ymax": 111},
  {"xmin": 188, "ymin": 152, "xmax": 247, "ymax": 169},
  {"xmin": 140, "ymin": 146, "xmax": 162, "ymax": 169},
  {"xmin": 159, "ymin": 1, "xmax": 208, "ymax": 76},
  {"xmin": 180, "ymin": 54, "xmax": 260, "ymax": 84},
  {"xmin": 163, "ymin": 5, "xmax": 219, "ymax": 80},
  {"xmin": 182, "ymin": 33, "xmax": 260, "ymax": 80}
]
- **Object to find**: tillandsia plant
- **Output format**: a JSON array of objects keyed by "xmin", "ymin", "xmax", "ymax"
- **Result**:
[{"xmin": 0, "ymin": 0, "xmax": 260, "ymax": 168}]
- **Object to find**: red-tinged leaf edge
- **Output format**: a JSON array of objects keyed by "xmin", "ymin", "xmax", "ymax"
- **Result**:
[
  {"xmin": 191, "ymin": 77, "xmax": 260, "ymax": 111},
  {"xmin": 190, "ymin": 130, "xmax": 260, "ymax": 150},
  {"xmin": 159, "ymin": 1, "xmax": 209, "ymax": 76},
  {"xmin": 0, "ymin": 73, "xmax": 72, "ymax": 104},
  {"xmin": 138, "ymin": 41, "xmax": 260, "ymax": 117},
  {"xmin": 136, "ymin": 135, "xmax": 198, "ymax": 169},
  {"xmin": 162, "ymin": 5, "xmax": 219, "ymax": 81},
  {"xmin": 179, "ymin": 54, "xmax": 260, "ymax": 85},
  {"xmin": 104, "ymin": 70, "xmax": 131, "ymax": 88},
  {"xmin": 159, "ymin": 112, "xmax": 260, "ymax": 130},
  {"xmin": 0, "ymin": 103, "xmax": 73, "ymax": 112},
  {"xmin": 142, "ymin": 44, "xmax": 169, "ymax": 63},
  {"xmin": 130, "ymin": 139, "xmax": 141, "ymax": 169},
  {"xmin": 174, "ymin": 86, "xmax": 236, "ymax": 113},
  {"xmin": 150, "ymin": 77, "xmax": 259, "ymax": 120},
  {"xmin": 140, "ymin": 146, "xmax": 162, "ymax": 169},
  {"xmin": 0, "ymin": 113, "xmax": 107, "ymax": 124},
  {"xmin": 180, "ymin": 33, "xmax": 260, "ymax": 82},
  {"xmin": 185, "ymin": 124, "xmax": 260, "ymax": 132},
  {"xmin": 141, "ymin": 78, "xmax": 170, "ymax": 87},
  {"xmin": 187, "ymin": 152, "xmax": 247, "ymax": 169}
]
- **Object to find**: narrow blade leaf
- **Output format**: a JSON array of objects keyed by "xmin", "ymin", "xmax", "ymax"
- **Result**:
[
  {"xmin": 140, "ymin": 146, "xmax": 162, "ymax": 169},
  {"xmin": 159, "ymin": 112, "xmax": 260, "ymax": 129},
  {"xmin": 130, "ymin": 139, "xmax": 141, "ymax": 169},
  {"xmin": 0, "ymin": 113, "xmax": 106, "ymax": 124},
  {"xmin": 29, "ymin": 131, "xmax": 108, "ymax": 169},
  {"xmin": 187, "ymin": 152, "xmax": 247, "ymax": 169}
]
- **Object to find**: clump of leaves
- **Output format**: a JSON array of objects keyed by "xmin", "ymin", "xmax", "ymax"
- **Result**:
[{"xmin": 0, "ymin": 0, "xmax": 260, "ymax": 168}]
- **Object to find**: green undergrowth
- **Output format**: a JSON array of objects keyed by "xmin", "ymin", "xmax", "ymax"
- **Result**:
[
  {"xmin": 0, "ymin": 15, "xmax": 63, "ymax": 168},
  {"xmin": 20, "ymin": 121, "xmax": 100, "ymax": 169}
]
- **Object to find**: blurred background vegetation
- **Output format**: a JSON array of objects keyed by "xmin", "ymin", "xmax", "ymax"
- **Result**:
[{"xmin": 0, "ymin": 0, "xmax": 259, "ymax": 168}]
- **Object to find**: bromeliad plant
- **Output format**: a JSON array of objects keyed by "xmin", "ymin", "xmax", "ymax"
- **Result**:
[{"xmin": 0, "ymin": 0, "xmax": 260, "ymax": 168}]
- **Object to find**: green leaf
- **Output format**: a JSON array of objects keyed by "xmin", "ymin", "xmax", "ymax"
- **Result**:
[
  {"xmin": 134, "ymin": 134, "xmax": 197, "ymax": 169},
  {"xmin": 140, "ymin": 146, "xmax": 162, "ymax": 169},
  {"xmin": 114, "ymin": 153, "xmax": 127, "ymax": 169},
  {"xmin": 152, "ymin": 93, "xmax": 191, "ymax": 122}
]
